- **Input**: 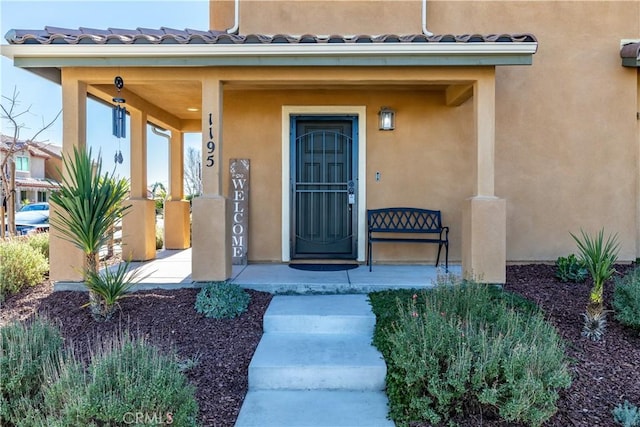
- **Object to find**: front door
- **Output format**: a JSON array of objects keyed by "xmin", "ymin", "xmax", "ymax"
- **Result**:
[{"xmin": 291, "ymin": 116, "xmax": 358, "ymax": 259}]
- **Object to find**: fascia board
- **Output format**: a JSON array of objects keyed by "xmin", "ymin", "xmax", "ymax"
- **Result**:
[{"xmin": 1, "ymin": 42, "xmax": 538, "ymax": 66}]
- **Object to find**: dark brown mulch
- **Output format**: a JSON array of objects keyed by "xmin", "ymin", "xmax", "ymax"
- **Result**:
[
  {"xmin": 2, "ymin": 264, "xmax": 640, "ymax": 427},
  {"xmin": 504, "ymin": 263, "xmax": 640, "ymax": 427},
  {"xmin": 0, "ymin": 283, "xmax": 272, "ymax": 427}
]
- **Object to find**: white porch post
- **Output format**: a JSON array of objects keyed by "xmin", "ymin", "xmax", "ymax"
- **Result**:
[
  {"xmin": 192, "ymin": 78, "xmax": 232, "ymax": 281},
  {"xmin": 122, "ymin": 108, "xmax": 156, "ymax": 261},
  {"xmin": 461, "ymin": 70, "xmax": 506, "ymax": 283},
  {"xmin": 50, "ymin": 71, "xmax": 86, "ymax": 282}
]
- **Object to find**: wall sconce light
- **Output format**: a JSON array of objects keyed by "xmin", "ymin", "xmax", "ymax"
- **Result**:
[{"xmin": 378, "ymin": 107, "xmax": 395, "ymax": 131}]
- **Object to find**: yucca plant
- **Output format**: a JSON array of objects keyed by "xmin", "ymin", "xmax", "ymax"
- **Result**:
[
  {"xmin": 49, "ymin": 147, "xmax": 130, "ymax": 321},
  {"xmin": 570, "ymin": 228, "xmax": 620, "ymax": 340},
  {"xmin": 84, "ymin": 259, "xmax": 147, "ymax": 320}
]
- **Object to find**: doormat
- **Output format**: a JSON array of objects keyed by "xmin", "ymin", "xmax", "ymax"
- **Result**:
[{"xmin": 289, "ymin": 263, "xmax": 359, "ymax": 272}]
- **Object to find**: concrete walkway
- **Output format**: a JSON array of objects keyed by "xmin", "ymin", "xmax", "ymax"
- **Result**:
[
  {"xmin": 50, "ymin": 249, "xmax": 460, "ymax": 425},
  {"xmin": 235, "ymin": 294, "xmax": 395, "ymax": 427},
  {"xmin": 54, "ymin": 249, "xmax": 461, "ymax": 293}
]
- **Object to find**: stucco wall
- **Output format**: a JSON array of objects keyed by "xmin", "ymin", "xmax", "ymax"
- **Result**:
[
  {"xmin": 222, "ymin": 0, "xmax": 421, "ymax": 35},
  {"xmin": 209, "ymin": 0, "xmax": 639, "ymax": 262},
  {"xmin": 221, "ymin": 88, "xmax": 473, "ymax": 263},
  {"xmin": 30, "ymin": 156, "xmax": 46, "ymax": 179},
  {"xmin": 430, "ymin": 1, "xmax": 638, "ymax": 261}
]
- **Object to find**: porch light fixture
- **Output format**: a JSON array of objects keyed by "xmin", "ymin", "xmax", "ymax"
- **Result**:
[{"xmin": 378, "ymin": 107, "xmax": 395, "ymax": 131}]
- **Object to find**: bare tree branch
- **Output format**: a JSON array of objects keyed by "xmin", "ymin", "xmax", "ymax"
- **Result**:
[
  {"xmin": 184, "ymin": 146, "xmax": 202, "ymax": 198},
  {"xmin": 1, "ymin": 86, "xmax": 61, "ymax": 236}
]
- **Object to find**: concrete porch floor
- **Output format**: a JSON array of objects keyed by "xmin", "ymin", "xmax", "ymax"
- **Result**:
[{"xmin": 54, "ymin": 248, "xmax": 462, "ymax": 293}]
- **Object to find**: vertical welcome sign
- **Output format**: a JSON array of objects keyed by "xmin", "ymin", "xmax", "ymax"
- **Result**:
[{"xmin": 230, "ymin": 159, "xmax": 249, "ymax": 265}]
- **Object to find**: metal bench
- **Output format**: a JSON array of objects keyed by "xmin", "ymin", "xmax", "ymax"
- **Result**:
[{"xmin": 367, "ymin": 207, "xmax": 449, "ymax": 272}]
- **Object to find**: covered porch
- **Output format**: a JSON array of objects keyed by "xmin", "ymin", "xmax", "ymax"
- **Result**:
[
  {"xmin": 2, "ymin": 29, "xmax": 538, "ymax": 285},
  {"xmin": 54, "ymin": 248, "xmax": 463, "ymax": 294}
]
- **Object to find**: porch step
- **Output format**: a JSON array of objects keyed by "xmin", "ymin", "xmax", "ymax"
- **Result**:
[
  {"xmin": 235, "ymin": 294, "xmax": 393, "ymax": 426},
  {"xmin": 235, "ymin": 390, "xmax": 394, "ymax": 427},
  {"xmin": 248, "ymin": 332, "xmax": 386, "ymax": 390},
  {"xmin": 264, "ymin": 294, "xmax": 375, "ymax": 334}
]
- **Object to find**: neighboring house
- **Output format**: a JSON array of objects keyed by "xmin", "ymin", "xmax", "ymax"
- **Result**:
[
  {"xmin": 1, "ymin": 0, "xmax": 639, "ymax": 284},
  {"xmin": 0, "ymin": 134, "xmax": 61, "ymax": 210}
]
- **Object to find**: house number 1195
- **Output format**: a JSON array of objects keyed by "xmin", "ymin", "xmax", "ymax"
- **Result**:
[{"xmin": 206, "ymin": 113, "xmax": 216, "ymax": 167}]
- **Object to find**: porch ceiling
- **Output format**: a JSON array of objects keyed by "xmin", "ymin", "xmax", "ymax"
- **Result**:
[
  {"xmin": 86, "ymin": 80, "xmax": 458, "ymax": 132},
  {"xmin": 92, "ymin": 82, "xmax": 202, "ymax": 122}
]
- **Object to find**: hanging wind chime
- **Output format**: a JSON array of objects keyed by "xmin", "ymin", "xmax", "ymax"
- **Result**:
[{"xmin": 112, "ymin": 76, "xmax": 126, "ymax": 164}]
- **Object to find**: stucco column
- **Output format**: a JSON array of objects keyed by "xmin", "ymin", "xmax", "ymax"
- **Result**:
[
  {"xmin": 164, "ymin": 130, "xmax": 190, "ymax": 249},
  {"xmin": 462, "ymin": 71, "xmax": 506, "ymax": 283},
  {"xmin": 50, "ymin": 72, "xmax": 86, "ymax": 282},
  {"xmin": 122, "ymin": 108, "xmax": 155, "ymax": 261},
  {"xmin": 192, "ymin": 78, "xmax": 232, "ymax": 281},
  {"xmin": 636, "ymin": 72, "xmax": 640, "ymax": 259}
]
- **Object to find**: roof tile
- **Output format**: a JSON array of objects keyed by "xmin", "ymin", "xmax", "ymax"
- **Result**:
[{"xmin": 4, "ymin": 26, "xmax": 538, "ymax": 45}]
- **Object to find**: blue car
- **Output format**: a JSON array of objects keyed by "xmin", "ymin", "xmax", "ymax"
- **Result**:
[{"xmin": 18, "ymin": 202, "xmax": 50, "ymax": 212}]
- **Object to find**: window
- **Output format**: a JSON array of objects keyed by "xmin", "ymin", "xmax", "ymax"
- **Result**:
[
  {"xmin": 37, "ymin": 191, "xmax": 47, "ymax": 202},
  {"xmin": 16, "ymin": 156, "xmax": 29, "ymax": 172}
]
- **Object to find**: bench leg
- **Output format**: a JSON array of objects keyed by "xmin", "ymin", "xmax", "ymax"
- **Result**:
[
  {"xmin": 436, "ymin": 242, "xmax": 449, "ymax": 273},
  {"xmin": 368, "ymin": 240, "xmax": 372, "ymax": 272},
  {"xmin": 444, "ymin": 242, "xmax": 449, "ymax": 272}
]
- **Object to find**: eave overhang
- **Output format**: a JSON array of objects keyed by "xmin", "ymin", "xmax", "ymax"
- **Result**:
[
  {"xmin": 621, "ymin": 40, "xmax": 640, "ymax": 68},
  {"xmin": 2, "ymin": 42, "xmax": 538, "ymax": 67}
]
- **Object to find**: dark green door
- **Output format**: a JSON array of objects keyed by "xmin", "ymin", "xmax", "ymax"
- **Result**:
[{"xmin": 291, "ymin": 117, "xmax": 357, "ymax": 259}]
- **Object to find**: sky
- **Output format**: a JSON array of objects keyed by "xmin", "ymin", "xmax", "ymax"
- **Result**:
[{"xmin": 0, "ymin": 0, "xmax": 208, "ymax": 186}]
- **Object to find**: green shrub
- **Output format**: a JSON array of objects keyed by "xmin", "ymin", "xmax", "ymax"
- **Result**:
[
  {"xmin": 195, "ymin": 282, "xmax": 250, "ymax": 319},
  {"xmin": 0, "ymin": 317, "xmax": 64, "ymax": 426},
  {"xmin": 555, "ymin": 254, "xmax": 587, "ymax": 283},
  {"xmin": 156, "ymin": 225, "xmax": 164, "ymax": 249},
  {"xmin": 42, "ymin": 332, "xmax": 199, "ymax": 426},
  {"xmin": 155, "ymin": 198, "xmax": 164, "ymax": 216},
  {"xmin": 613, "ymin": 267, "xmax": 640, "ymax": 330},
  {"xmin": 0, "ymin": 239, "xmax": 48, "ymax": 301},
  {"xmin": 370, "ymin": 279, "xmax": 571, "ymax": 427},
  {"xmin": 613, "ymin": 401, "xmax": 640, "ymax": 427},
  {"xmin": 26, "ymin": 233, "xmax": 50, "ymax": 261}
]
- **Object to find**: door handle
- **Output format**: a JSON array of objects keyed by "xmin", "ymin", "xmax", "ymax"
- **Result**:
[{"xmin": 347, "ymin": 180, "xmax": 355, "ymax": 205}]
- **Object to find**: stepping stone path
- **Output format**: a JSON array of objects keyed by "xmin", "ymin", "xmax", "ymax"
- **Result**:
[{"xmin": 235, "ymin": 294, "xmax": 394, "ymax": 427}]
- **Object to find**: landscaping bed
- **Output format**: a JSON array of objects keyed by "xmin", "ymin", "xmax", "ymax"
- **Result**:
[
  {"xmin": 505, "ymin": 263, "xmax": 640, "ymax": 427},
  {"xmin": 0, "ymin": 281, "xmax": 272, "ymax": 427},
  {"xmin": 1, "ymin": 264, "xmax": 639, "ymax": 426}
]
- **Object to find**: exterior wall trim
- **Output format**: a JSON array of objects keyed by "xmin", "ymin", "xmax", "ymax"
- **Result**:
[
  {"xmin": 2, "ymin": 43, "xmax": 539, "ymax": 58},
  {"xmin": 2, "ymin": 43, "xmax": 538, "ymax": 68},
  {"xmin": 12, "ymin": 55, "xmax": 535, "ymax": 68},
  {"xmin": 281, "ymin": 105, "xmax": 367, "ymax": 262}
]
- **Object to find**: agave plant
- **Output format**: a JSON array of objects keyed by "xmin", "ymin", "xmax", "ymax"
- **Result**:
[
  {"xmin": 49, "ymin": 147, "xmax": 130, "ymax": 320},
  {"xmin": 581, "ymin": 308, "xmax": 608, "ymax": 341},
  {"xmin": 84, "ymin": 259, "xmax": 147, "ymax": 320},
  {"xmin": 570, "ymin": 228, "xmax": 620, "ymax": 340}
]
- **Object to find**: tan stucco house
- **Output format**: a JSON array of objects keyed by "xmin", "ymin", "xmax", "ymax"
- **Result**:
[
  {"xmin": 1, "ymin": 0, "xmax": 639, "ymax": 284},
  {"xmin": 0, "ymin": 135, "xmax": 61, "ymax": 210}
]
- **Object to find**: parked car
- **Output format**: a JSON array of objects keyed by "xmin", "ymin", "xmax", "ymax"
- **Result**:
[
  {"xmin": 18, "ymin": 202, "xmax": 50, "ymax": 212},
  {"xmin": 4, "ymin": 203, "xmax": 50, "ymax": 235},
  {"xmin": 14, "ymin": 210, "xmax": 49, "ymax": 235}
]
